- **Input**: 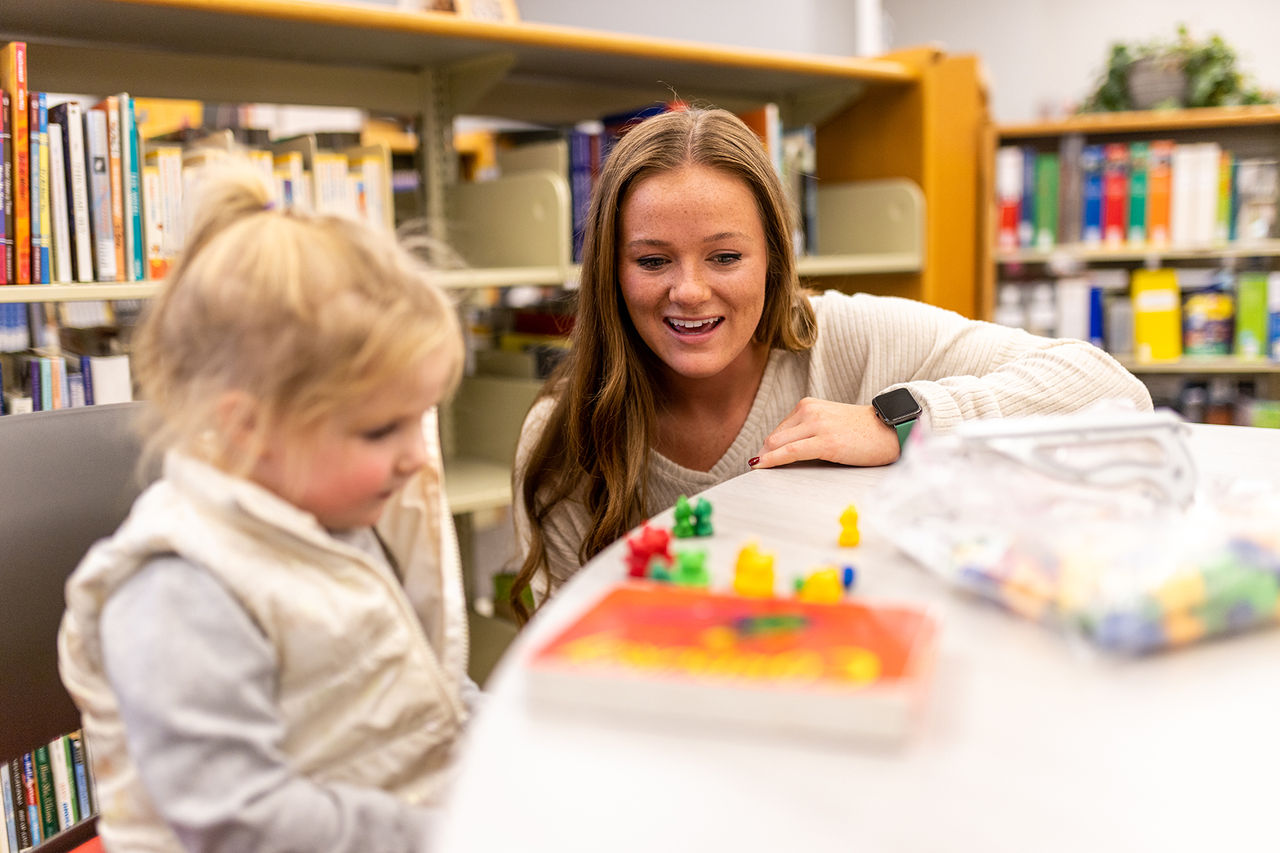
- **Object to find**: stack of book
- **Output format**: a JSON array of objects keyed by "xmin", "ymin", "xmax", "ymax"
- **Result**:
[{"xmin": 2, "ymin": 730, "xmax": 98, "ymax": 851}]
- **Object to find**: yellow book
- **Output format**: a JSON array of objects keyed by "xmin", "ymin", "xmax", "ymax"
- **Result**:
[{"xmin": 1131, "ymin": 268, "xmax": 1182, "ymax": 363}]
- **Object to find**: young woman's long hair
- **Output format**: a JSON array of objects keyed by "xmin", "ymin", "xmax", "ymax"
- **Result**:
[{"xmin": 511, "ymin": 108, "xmax": 817, "ymax": 621}]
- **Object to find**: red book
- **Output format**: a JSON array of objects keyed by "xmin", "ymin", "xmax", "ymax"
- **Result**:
[
  {"xmin": 1, "ymin": 41, "xmax": 29, "ymax": 283},
  {"xmin": 529, "ymin": 582, "xmax": 938, "ymax": 742},
  {"xmin": 1102, "ymin": 143, "xmax": 1129, "ymax": 247}
]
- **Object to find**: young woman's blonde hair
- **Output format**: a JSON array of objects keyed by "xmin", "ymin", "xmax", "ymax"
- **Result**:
[
  {"xmin": 131, "ymin": 157, "xmax": 463, "ymax": 477},
  {"xmin": 511, "ymin": 107, "xmax": 818, "ymax": 620}
]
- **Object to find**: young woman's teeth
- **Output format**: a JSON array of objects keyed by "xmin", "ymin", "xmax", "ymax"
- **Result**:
[{"xmin": 668, "ymin": 318, "xmax": 719, "ymax": 333}]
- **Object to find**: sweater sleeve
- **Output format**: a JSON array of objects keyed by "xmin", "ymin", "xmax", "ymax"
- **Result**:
[
  {"xmin": 100, "ymin": 556, "xmax": 438, "ymax": 853},
  {"xmin": 817, "ymin": 292, "xmax": 1153, "ymax": 432}
]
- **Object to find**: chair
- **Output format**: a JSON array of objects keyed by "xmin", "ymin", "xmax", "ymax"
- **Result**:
[{"xmin": 0, "ymin": 402, "xmax": 152, "ymax": 852}]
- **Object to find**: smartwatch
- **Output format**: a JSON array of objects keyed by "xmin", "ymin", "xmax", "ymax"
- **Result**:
[{"xmin": 872, "ymin": 387, "xmax": 922, "ymax": 450}]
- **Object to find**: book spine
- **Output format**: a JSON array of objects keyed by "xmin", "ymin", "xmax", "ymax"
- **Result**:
[
  {"xmin": 1080, "ymin": 144, "xmax": 1104, "ymax": 246},
  {"xmin": 0, "ymin": 89, "xmax": 9, "ymax": 285},
  {"xmin": 1147, "ymin": 140, "xmax": 1174, "ymax": 246},
  {"xmin": 1101, "ymin": 143, "xmax": 1128, "ymax": 248},
  {"xmin": 6, "ymin": 759, "xmax": 30, "ymax": 852},
  {"xmin": 28, "ymin": 358, "xmax": 40, "ymax": 412},
  {"xmin": 47, "ymin": 736, "xmax": 77, "ymax": 830},
  {"xmin": 994, "ymin": 146, "xmax": 1022, "ymax": 251},
  {"xmin": 1033, "ymin": 152, "xmax": 1059, "ymax": 251},
  {"xmin": 1127, "ymin": 141, "xmax": 1149, "ymax": 245},
  {"xmin": 1057, "ymin": 133, "xmax": 1084, "ymax": 246},
  {"xmin": 1131, "ymin": 268, "xmax": 1183, "ymax": 363},
  {"xmin": 80, "ymin": 353, "xmax": 94, "ymax": 406},
  {"xmin": 0, "ymin": 761, "xmax": 15, "ymax": 853},
  {"xmin": 120, "ymin": 94, "xmax": 145, "ymax": 280},
  {"xmin": 48, "ymin": 120, "xmax": 72, "ymax": 283},
  {"xmin": 2, "ymin": 43, "xmax": 30, "ymax": 283},
  {"xmin": 100, "ymin": 98, "xmax": 126, "ymax": 280},
  {"xmin": 1017, "ymin": 144, "xmax": 1036, "ymax": 248},
  {"xmin": 28, "ymin": 92, "xmax": 44, "ymax": 284},
  {"xmin": 20, "ymin": 753, "xmax": 40, "ymax": 846},
  {"xmin": 1170, "ymin": 143, "xmax": 1197, "ymax": 247},
  {"xmin": 69, "ymin": 732, "xmax": 92, "ymax": 821},
  {"xmin": 84, "ymin": 107, "xmax": 117, "ymax": 281},
  {"xmin": 1215, "ymin": 149, "xmax": 1234, "ymax": 244},
  {"xmin": 32, "ymin": 746, "xmax": 57, "ymax": 842},
  {"xmin": 65, "ymin": 103, "xmax": 93, "ymax": 282},
  {"xmin": 1236, "ymin": 271, "xmax": 1269, "ymax": 359}
]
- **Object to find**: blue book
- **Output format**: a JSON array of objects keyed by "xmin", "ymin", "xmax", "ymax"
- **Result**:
[
  {"xmin": 1080, "ymin": 144, "xmax": 1104, "ymax": 245},
  {"xmin": 1018, "ymin": 145, "xmax": 1036, "ymax": 248},
  {"xmin": 1089, "ymin": 286, "xmax": 1105, "ymax": 348},
  {"xmin": 28, "ymin": 91, "xmax": 46, "ymax": 283},
  {"xmin": 69, "ymin": 732, "xmax": 92, "ymax": 820},
  {"xmin": 121, "ymin": 95, "xmax": 145, "ymax": 280},
  {"xmin": 21, "ymin": 753, "xmax": 41, "ymax": 846},
  {"xmin": 80, "ymin": 353, "xmax": 95, "ymax": 406},
  {"xmin": 1, "ymin": 760, "xmax": 18, "ymax": 853}
]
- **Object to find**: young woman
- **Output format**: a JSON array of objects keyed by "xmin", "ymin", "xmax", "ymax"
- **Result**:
[{"xmin": 511, "ymin": 108, "xmax": 1151, "ymax": 619}]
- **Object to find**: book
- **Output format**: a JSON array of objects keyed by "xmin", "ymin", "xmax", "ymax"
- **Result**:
[
  {"xmin": 1192, "ymin": 142, "xmax": 1222, "ymax": 246},
  {"xmin": 143, "ymin": 143, "xmax": 183, "ymax": 274},
  {"xmin": 1127, "ymin": 141, "xmax": 1149, "ymax": 245},
  {"xmin": 0, "ymin": 42, "xmax": 30, "ymax": 283},
  {"xmin": 47, "ymin": 735, "xmax": 78, "ymax": 830},
  {"xmin": 1146, "ymin": 140, "xmax": 1174, "ymax": 247},
  {"xmin": 1079, "ymin": 144, "xmax": 1104, "ymax": 245},
  {"xmin": 780, "ymin": 124, "xmax": 817, "ymax": 256},
  {"xmin": 1018, "ymin": 144, "xmax": 1037, "ymax": 248},
  {"xmin": 1131, "ymin": 267, "xmax": 1182, "ymax": 363},
  {"xmin": 599, "ymin": 100, "xmax": 687, "ymax": 165},
  {"xmin": 91, "ymin": 96, "xmax": 126, "ymax": 280},
  {"xmin": 1215, "ymin": 149, "xmax": 1235, "ymax": 244},
  {"xmin": 82, "ymin": 353, "xmax": 132, "ymax": 404},
  {"xmin": 20, "ymin": 753, "xmax": 40, "ymax": 846},
  {"xmin": 68, "ymin": 731, "xmax": 91, "ymax": 821},
  {"xmin": 528, "ymin": 582, "xmax": 938, "ymax": 742},
  {"xmin": 1169, "ymin": 142, "xmax": 1197, "ymax": 247},
  {"xmin": 29, "ymin": 91, "xmax": 49, "ymax": 283},
  {"xmin": 994, "ymin": 145, "xmax": 1022, "ymax": 251},
  {"xmin": 1235, "ymin": 270, "xmax": 1269, "ymax": 359},
  {"xmin": 118, "ymin": 94, "xmax": 145, "ymax": 280},
  {"xmin": 1033, "ymin": 151, "xmax": 1058, "ymax": 251},
  {"xmin": 48, "ymin": 100, "xmax": 94, "ymax": 282},
  {"xmin": 1235, "ymin": 158, "xmax": 1278, "ymax": 244},
  {"xmin": 1269, "ymin": 271, "xmax": 1280, "ymax": 363},
  {"xmin": 0, "ymin": 760, "xmax": 16, "ymax": 853},
  {"xmin": 1056, "ymin": 133, "xmax": 1083, "ymax": 246},
  {"xmin": 32, "ymin": 745, "xmax": 57, "ymax": 841},
  {"xmin": 84, "ymin": 106, "xmax": 117, "ymax": 281},
  {"xmin": 47, "ymin": 120, "xmax": 73, "ymax": 283},
  {"xmin": 6, "ymin": 758, "xmax": 30, "ymax": 852},
  {"xmin": 735, "ymin": 102, "xmax": 783, "ymax": 179},
  {"xmin": 1101, "ymin": 143, "xmax": 1128, "ymax": 247},
  {"xmin": 1, "ymin": 90, "xmax": 9, "ymax": 284}
]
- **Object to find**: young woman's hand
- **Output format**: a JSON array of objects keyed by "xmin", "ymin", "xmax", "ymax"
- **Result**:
[{"xmin": 751, "ymin": 397, "xmax": 901, "ymax": 469}]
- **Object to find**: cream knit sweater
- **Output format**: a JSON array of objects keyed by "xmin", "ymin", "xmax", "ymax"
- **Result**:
[{"xmin": 516, "ymin": 291, "xmax": 1153, "ymax": 589}]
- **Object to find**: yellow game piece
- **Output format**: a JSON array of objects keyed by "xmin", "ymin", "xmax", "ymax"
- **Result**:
[
  {"xmin": 797, "ymin": 566, "xmax": 844, "ymax": 603},
  {"xmin": 734, "ymin": 542, "xmax": 775, "ymax": 598},
  {"xmin": 838, "ymin": 504, "xmax": 861, "ymax": 548}
]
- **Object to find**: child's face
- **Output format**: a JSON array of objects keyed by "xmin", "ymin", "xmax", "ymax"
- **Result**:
[
  {"xmin": 250, "ymin": 352, "xmax": 454, "ymax": 532},
  {"xmin": 618, "ymin": 163, "xmax": 768, "ymax": 386}
]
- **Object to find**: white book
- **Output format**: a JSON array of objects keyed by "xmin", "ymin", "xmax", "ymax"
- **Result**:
[
  {"xmin": 1054, "ymin": 276, "xmax": 1092, "ymax": 342},
  {"xmin": 89, "ymin": 353, "xmax": 133, "ymax": 404},
  {"xmin": 1169, "ymin": 143, "xmax": 1197, "ymax": 248},
  {"xmin": 47, "ymin": 122, "xmax": 74, "ymax": 283},
  {"xmin": 59, "ymin": 101, "xmax": 95, "ymax": 282},
  {"xmin": 1193, "ymin": 142, "xmax": 1221, "ymax": 246},
  {"xmin": 47, "ymin": 736, "xmax": 77, "ymax": 831},
  {"xmin": 83, "ymin": 107, "xmax": 117, "ymax": 281}
]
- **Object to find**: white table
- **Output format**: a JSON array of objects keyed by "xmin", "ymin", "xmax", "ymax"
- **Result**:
[{"xmin": 440, "ymin": 424, "xmax": 1280, "ymax": 852}]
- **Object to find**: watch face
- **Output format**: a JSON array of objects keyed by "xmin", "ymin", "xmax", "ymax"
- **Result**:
[{"xmin": 875, "ymin": 388, "xmax": 921, "ymax": 424}]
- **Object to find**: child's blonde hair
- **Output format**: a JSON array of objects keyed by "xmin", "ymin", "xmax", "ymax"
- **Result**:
[{"xmin": 132, "ymin": 157, "xmax": 463, "ymax": 475}]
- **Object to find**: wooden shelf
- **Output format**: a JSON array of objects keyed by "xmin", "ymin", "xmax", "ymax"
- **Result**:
[
  {"xmin": 0, "ymin": 283, "xmax": 160, "ymax": 302},
  {"xmin": 7, "ymin": 0, "xmax": 914, "ymax": 127},
  {"xmin": 997, "ymin": 239, "xmax": 1280, "ymax": 266},
  {"xmin": 1117, "ymin": 356, "xmax": 1280, "ymax": 375},
  {"xmin": 999, "ymin": 105, "xmax": 1280, "ymax": 139}
]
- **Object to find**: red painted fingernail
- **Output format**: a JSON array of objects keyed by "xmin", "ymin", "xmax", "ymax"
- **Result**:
[{"xmin": 747, "ymin": 456, "xmax": 760, "ymax": 467}]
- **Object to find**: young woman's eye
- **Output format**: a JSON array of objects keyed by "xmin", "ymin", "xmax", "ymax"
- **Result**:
[
  {"xmin": 711, "ymin": 252, "xmax": 742, "ymax": 265},
  {"xmin": 635, "ymin": 256, "xmax": 668, "ymax": 271}
]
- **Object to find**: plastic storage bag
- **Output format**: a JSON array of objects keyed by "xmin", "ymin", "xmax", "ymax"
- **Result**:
[{"xmin": 869, "ymin": 408, "xmax": 1280, "ymax": 655}]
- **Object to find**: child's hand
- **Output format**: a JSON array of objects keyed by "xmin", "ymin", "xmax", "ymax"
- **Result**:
[{"xmin": 750, "ymin": 397, "xmax": 900, "ymax": 469}]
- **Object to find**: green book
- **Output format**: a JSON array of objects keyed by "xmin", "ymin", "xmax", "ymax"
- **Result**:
[
  {"xmin": 33, "ymin": 744, "xmax": 59, "ymax": 840},
  {"xmin": 1034, "ymin": 152, "xmax": 1059, "ymax": 250},
  {"xmin": 1128, "ymin": 141, "xmax": 1149, "ymax": 244},
  {"xmin": 1236, "ymin": 271, "xmax": 1269, "ymax": 358}
]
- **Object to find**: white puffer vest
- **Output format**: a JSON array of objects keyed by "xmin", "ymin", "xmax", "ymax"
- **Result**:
[{"xmin": 58, "ymin": 413, "xmax": 469, "ymax": 853}]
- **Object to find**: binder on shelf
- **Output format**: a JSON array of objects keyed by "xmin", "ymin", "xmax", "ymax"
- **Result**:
[
  {"xmin": 1131, "ymin": 268, "xmax": 1182, "ymax": 363},
  {"xmin": 1127, "ymin": 141, "xmax": 1149, "ymax": 245},
  {"xmin": 1033, "ymin": 152, "xmax": 1058, "ymax": 251},
  {"xmin": 1080, "ymin": 144, "xmax": 1104, "ymax": 246},
  {"xmin": 995, "ymin": 146, "xmax": 1022, "ymax": 251},
  {"xmin": 1146, "ymin": 140, "xmax": 1174, "ymax": 247},
  {"xmin": 1101, "ymin": 143, "xmax": 1128, "ymax": 247}
]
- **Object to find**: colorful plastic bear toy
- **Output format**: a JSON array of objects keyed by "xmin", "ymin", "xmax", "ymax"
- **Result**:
[
  {"xmin": 625, "ymin": 524, "xmax": 673, "ymax": 579},
  {"xmin": 733, "ymin": 541, "xmax": 775, "ymax": 598}
]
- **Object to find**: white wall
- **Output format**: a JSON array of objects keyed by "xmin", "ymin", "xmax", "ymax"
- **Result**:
[
  {"xmin": 516, "ymin": 0, "xmax": 1279, "ymax": 124},
  {"xmin": 883, "ymin": 0, "xmax": 1280, "ymax": 123}
]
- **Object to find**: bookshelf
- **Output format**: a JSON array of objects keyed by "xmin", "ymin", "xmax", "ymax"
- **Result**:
[
  {"xmin": 4, "ymin": 0, "xmax": 989, "ymax": 515},
  {"xmin": 988, "ymin": 106, "xmax": 1280, "ymax": 419}
]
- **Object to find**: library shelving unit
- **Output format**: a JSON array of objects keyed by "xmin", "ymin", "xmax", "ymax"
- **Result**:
[
  {"xmin": 988, "ymin": 105, "xmax": 1280, "ymax": 401},
  {"xmin": 4, "ymin": 0, "xmax": 989, "ymax": 522}
]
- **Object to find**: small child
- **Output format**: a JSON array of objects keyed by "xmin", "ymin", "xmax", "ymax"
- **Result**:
[{"xmin": 58, "ymin": 160, "xmax": 474, "ymax": 852}]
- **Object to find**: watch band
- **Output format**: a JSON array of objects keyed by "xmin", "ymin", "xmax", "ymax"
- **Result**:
[{"xmin": 892, "ymin": 418, "xmax": 916, "ymax": 450}]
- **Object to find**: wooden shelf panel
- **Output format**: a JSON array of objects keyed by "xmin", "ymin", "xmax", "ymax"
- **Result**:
[
  {"xmin": 1117, "ymin": 356, "xmax": 1280, "ymax": 375},
  {"xmin": 999, "ymin": 105, "xmax": 1280, "ymax": 139},
  {"xmin": 997, "ymin": 239, "xmax": 1280, "ymax": 265},
  {"xmin": 0, "ymin": 283, "xmax": 160, "ymax": 303},
  {"xmin": 6, "ymin": 0, "xmax": 914, "ymax": 124}
]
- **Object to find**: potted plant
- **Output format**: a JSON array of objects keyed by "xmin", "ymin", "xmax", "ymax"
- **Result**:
[{"xmin": 1080, "ymin": 25, "xmax": 1274, "ymax": 112}]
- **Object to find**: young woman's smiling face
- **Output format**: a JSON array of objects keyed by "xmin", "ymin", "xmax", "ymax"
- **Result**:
[{"xmin": 618, "ymin": 164, "xmax": 768, "ymax": 388}]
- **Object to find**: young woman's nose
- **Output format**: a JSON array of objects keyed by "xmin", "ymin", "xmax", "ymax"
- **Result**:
[{"xmin": 668, "ymin": 264, "xmax": 711, "ymax": 305}]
